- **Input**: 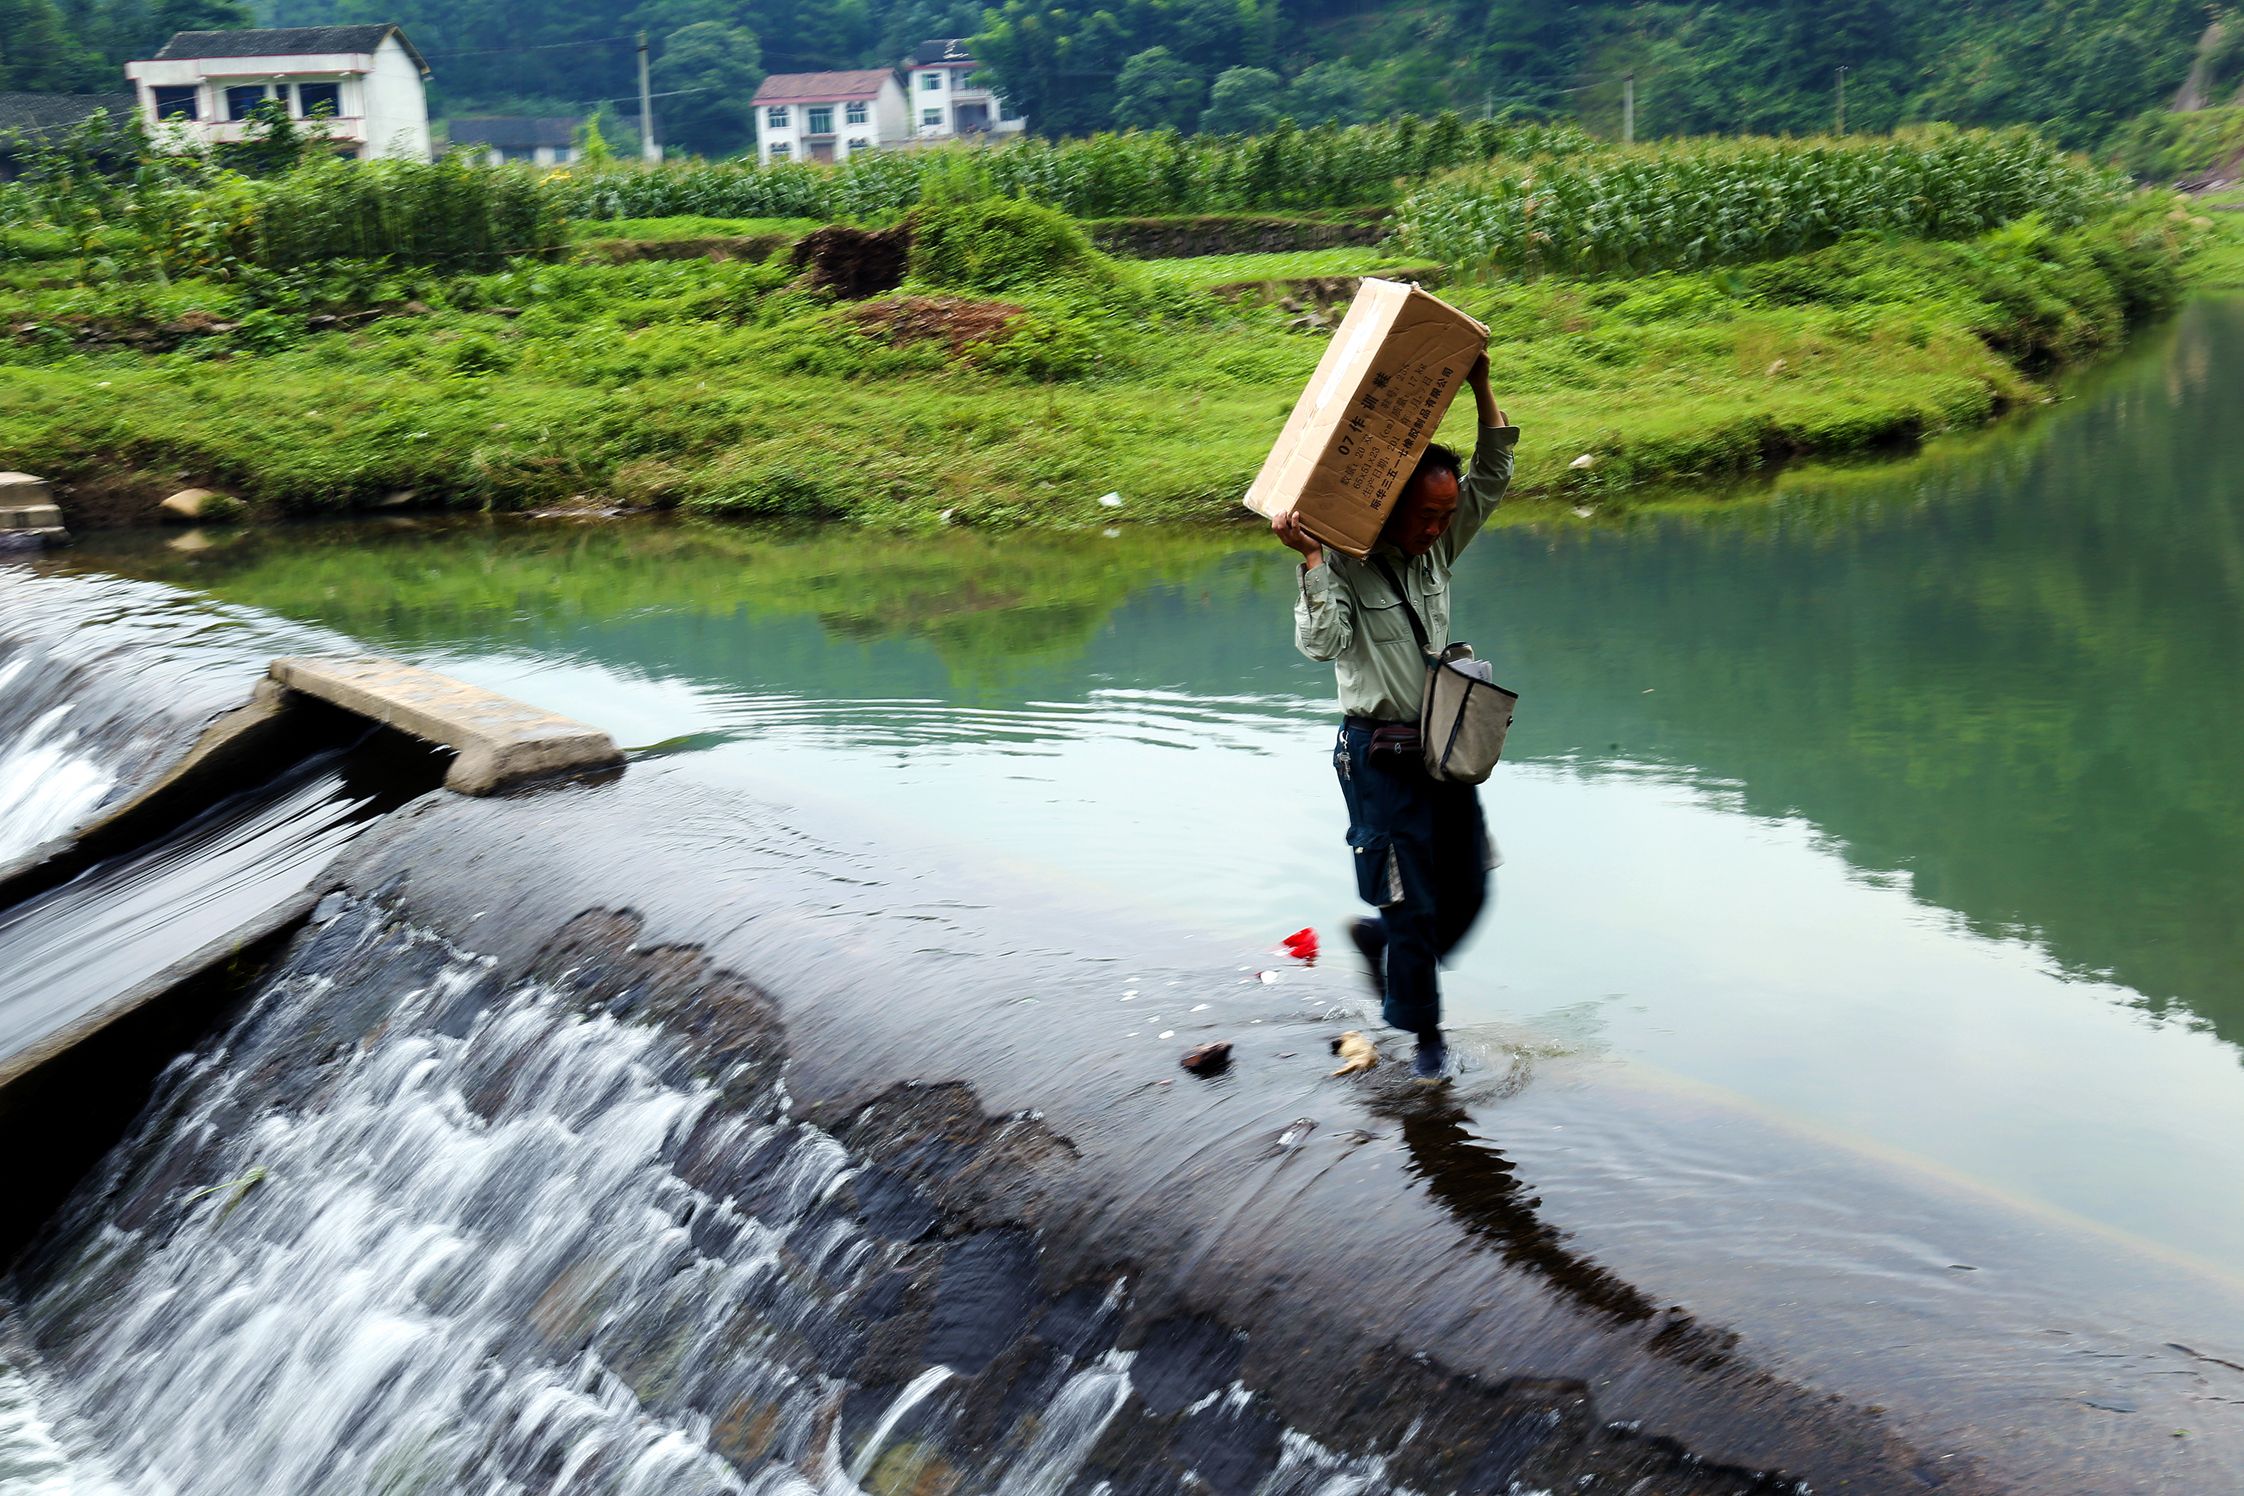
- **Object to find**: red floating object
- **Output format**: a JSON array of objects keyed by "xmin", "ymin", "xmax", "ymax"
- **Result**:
[{"xmin": 1281, "ymin": 927, "xmax": 1319, "ymax": 963}]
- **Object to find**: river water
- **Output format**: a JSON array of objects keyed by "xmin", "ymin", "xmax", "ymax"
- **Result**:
[{"xmin": 12, "ymin": 295, "xmax": 2244, "ymax": 1488}]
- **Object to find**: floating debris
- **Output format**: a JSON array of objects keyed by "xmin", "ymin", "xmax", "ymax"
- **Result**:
[
  {"xmin": 1180, "ymin": 1041, "xmax": 1232, "ymax": 1076},
  {"xmin": 1328, "ymin": 1031, "xmax": 1377, "ymax": 1077}
]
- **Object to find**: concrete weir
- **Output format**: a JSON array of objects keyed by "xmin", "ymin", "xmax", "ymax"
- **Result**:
[
  {"xmin": 0, "ymin": 656, "xmax": 624, "ymax": 907},
  {"xmin": 269, "ymin": 656, "xmax": 625, "ymax": 795},
  {"xmin": 0, "ymin": 657, "xmax": 623, "ymax": 1198},
  {"xmin": 0, "ymin": 472, "xmax": 69, "ymax": 551}
]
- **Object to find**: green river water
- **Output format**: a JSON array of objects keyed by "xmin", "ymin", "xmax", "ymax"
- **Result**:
[{"xmin": 58, "ymin": 294, "xmax": 2244, "ymax": 1292}]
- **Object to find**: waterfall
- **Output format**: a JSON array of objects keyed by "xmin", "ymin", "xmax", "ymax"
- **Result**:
[{"xmin": 3, "ymin": 902, "xmax": 1453, "ymax": 1496}]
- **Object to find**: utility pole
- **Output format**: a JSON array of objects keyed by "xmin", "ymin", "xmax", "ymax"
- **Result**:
[
  {"xmin": 1834, "ymin": 65, "xmax": 1847, "ymax": 137},
  {"xmin": 1622, "ymin": 70, "xmax": 1635, "ymax": 146},
  {"xmin": 637, "ymin": 30, "xmax": 658, "ymax": 162}
]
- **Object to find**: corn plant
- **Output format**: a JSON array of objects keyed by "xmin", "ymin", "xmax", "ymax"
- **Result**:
[
  {"xmin": 1393, "ymin": 128, "xmax": 2132, "ymax": 277},
  {"xmin": 555, "ymin": 117, "xmax": 1599, "ymax": 223}
]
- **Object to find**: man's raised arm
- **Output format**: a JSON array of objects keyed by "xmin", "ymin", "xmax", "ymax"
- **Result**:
[{"xmin": 1435, "ymin": 355, "xmax": 1519, "ymax": 565}]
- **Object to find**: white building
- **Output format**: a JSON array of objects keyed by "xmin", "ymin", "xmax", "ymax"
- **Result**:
[
  {"xmin": 904, "ymin": 39, "xmax": 1023, "ymax": 141},
  {"xmin": 752, "ymin": 70, "xmax": 907, "ymax": 165},
  {"xmin": 124, "ymin": 25, "xmax": 432, "ymax": 162}
]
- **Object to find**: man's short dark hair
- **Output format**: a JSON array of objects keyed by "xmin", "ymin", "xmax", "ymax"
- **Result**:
[{"xmin": 1408, "ymin": 443, "xmax": 1462, "ymax": 491}]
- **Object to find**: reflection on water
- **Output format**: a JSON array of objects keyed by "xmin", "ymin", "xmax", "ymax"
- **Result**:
[{"xmin": 49, "ymin": 300, "xmax": 2244, "ymax": 1276}]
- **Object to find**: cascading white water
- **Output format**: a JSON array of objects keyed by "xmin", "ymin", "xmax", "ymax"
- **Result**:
[
  {"xmin": 3, "ymin": 903, "xmax": 1433, "ymax": 1496},
  {"xmin": 0, "ymin": 567, "xmax": 342, "ymax": 861},
  {"xmin": 0, "ymin": 670, "xmax": 114, "ymax": 866}
]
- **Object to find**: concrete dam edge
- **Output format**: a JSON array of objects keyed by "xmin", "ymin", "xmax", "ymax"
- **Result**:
[{"xmin": 161, "ymin": 766, "xmax": 1985, "ymax": 1496}]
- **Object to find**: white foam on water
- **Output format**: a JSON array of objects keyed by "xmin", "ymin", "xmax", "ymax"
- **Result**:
[
  {"xmin": 3, "ymin": 908, "xmax": 1464, "ymax": 1496},
  {"xmin": 0, "ymin": 1360, "xmax": 128, "ymax": 1495},
  {"xmin": 0, "ymin": 702, "xmax": 114, "ymax": 866}
]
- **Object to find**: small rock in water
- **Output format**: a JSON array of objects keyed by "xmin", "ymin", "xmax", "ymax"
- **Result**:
[
  {"xmin": 1328, "ymin": 1031, "xmax": 1377, "ymax": 1077},
  {"xmin": 1180, "ymin": 1041, "xmax": 1232, "ymax": 1076}
]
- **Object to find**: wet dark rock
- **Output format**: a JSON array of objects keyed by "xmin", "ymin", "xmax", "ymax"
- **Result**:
[
  {"xmin": 924, "ymin": 1229, "xmax": 1039, "ymax": 1375},
  {"xmin": 1032, "ymin": 1281, "xmax": 1123, "ymax": 1360},
  {"xmin": 1127, "ymin": 1316, "xmax": 1246, "ymax": 1416},
  {"xmin": 1179, "ymin": 1041, "xmax": 1231, "ymax": 1075},
  {"xmin": 845, "ymin": 1165, "xmax": 941, "ymax": 1242}
]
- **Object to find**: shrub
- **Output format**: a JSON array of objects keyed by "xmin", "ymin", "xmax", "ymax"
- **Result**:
[{"xmin": 908, "ymin": 199, "xmax": 1114, "ymax": 293}]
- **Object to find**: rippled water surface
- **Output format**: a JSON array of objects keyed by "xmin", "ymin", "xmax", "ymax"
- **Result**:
[{"xmin": 24, "ymin": 295, "xmax": 2244, "ymax": 1485}]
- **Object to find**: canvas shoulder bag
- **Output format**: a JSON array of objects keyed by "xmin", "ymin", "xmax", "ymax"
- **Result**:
[{"xmin": 1370, "ymin": 557, "xmax": 1519, "ymax": 786}]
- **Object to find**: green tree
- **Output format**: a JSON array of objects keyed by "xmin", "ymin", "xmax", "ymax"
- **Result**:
[
  {"xmin": 152, "ymin": 0, "xmax": 249, "ymax": 35},
  {"xmin": 574, "ymin": 104, "xmax": 624, "ymax": 164},
  {"xmin": 0, "ymin": 0, "xmax": 95, "ymax": 89},
  {"xmin": 1112, "ymin": 46, "xmax": 1204, "ymax": 131},
  {"xmin": 656, "ymin": 21, "xmax": 762, "ymax": 157},
  {"xmin": 1200, "ymin": 64, "xmax": 1281, "ymax": 134},
  {"xmin": 1285, "ymin": 59, "xmax": 1370, "ymax": 126}
]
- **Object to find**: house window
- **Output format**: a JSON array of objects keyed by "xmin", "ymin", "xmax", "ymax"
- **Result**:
[
  {"xmin": 768, "ymin": 142, "xmax": 790, "ymax": 159},
  {"xmin": 921, "ymin": 108, "xmax": 942, "ymax": 127},
  {"xmin": 295, "ymin": 81, "xmax": 341, "ymax": 117},
  {"xmin": 847, "ymin": 137, "xmax": 870, "ymax": 152},
  {"xmin": 920, "ymin": 71, "xmax": 941, "ymax": 91},
  {"xmin": 225, "ymin": 84, "xmax": 269, "ymax": 122},
  {"xmin": 766, "ymin": 105, "xmax": 789, "ymax": 128},
  {"xmin": 806, "ymin": 105, "xmax": 833, "ymax": 134},
  {"xmin": 998, "ymin": 98, "xmax": 1017, "ymax": 121},
  {"xmin": 845, "ymin": 100, "xmax": 867, "ymax": 125},
  {"xmin": 151, "ymin": 85, "xmax": 200, "ymax": 121}
]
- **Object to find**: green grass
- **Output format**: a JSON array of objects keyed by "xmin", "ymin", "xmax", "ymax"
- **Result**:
[
  {"xmin": 566, "ymin": 215, "xmax": 828, "ymax": 243},
  {"xmin": 1122, "ymin": 249, "xmax": 1433, "ymax": 290},
  {"xmin": 0, "ymin": 197, "xmax": 2207, "ymax": 532},
  {"xmin": 2185, "ymin": 195, "xmax": 2244, "ymax": 288},
  {"xmin": 2110, "ymin": 106, "xmax": 2244, "ymax": 182}
]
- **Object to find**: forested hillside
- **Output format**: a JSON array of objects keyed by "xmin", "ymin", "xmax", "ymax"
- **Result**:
[{"xmin": 5, "ymin": 0, "xmax": 2235, "ymax": 157}]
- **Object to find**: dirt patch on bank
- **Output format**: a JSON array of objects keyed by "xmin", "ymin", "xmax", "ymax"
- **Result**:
[
  {"xmin": 846, "ymin": 296, "xmax": 1024, "ymax": 353},
  {"xmin": 791, "ymin": 224, "xmax": 911, "ymax": 299},
  {"xmin": 581, "ymin": 234, "xmax": 795, "ymax": 264}
]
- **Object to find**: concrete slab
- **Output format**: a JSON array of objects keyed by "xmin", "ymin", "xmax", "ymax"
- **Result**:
[
  {"xmin": 0, "ymin": 504, "xmax": 63, "ymax": 530},
  {"xmin": 0, "ymin": 473, "xmax": 52, "ymax": 503},
  {"xmin": 270, "ymin": 657, "xmax": 624, "ymax": 794}
]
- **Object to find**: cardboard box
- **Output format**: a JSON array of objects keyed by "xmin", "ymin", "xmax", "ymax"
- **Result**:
[{"xmin": 1242, "ymin": 279, "xmax": 1488, "ymax": 559}]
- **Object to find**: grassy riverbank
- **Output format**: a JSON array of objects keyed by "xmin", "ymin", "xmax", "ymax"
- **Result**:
[{"xmin": 0, "ymin": 130, "xmax": 2219, "ymax": 530}]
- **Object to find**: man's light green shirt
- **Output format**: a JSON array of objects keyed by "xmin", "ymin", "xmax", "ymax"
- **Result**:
[{"xmin": 1293, "ymin": 424, "xmax": 1519, "ymax": 721}]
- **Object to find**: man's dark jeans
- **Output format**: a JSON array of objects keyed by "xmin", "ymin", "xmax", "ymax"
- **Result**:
[{"xmin": 1334, "ymin": 720, "xmax": 1491, "ymax": 1035}]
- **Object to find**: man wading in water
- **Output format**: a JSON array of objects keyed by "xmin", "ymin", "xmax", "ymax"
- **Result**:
[{"xmin": 1271, "ymin": 355, "xmax": 1515, "ymax": 1080}]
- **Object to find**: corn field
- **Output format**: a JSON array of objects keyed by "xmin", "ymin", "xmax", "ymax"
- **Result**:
[
  {"xmin": 560, "ymin": 117, "xmax": 1597, "ymax": 222},
  {"xmin": 1393, "ymin": 130, "xmax": 2131, "ymax": 277}
]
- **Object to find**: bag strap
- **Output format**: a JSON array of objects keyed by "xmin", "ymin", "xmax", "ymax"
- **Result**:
[{"xmin": 1369, "ymin": 557, "xmax": 1431, "ymax": 655}]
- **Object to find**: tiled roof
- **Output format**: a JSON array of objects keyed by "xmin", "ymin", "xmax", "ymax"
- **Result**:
[
  {"xmin": 449, "ymin": 115, "xmax": 579, "ymax": 149},
  {"xmin": 151, "ymin": 26, "xmax": 429, "ymax": 73},
  {"xmin": 0, "ymin": 93, "xmax": 136, "ymax": 134},
  {"xmin": 910, "ymin": 38, "xmax": 976, "ymax": 66},
  {"xmin": 753, "ymin": 69, "xmax": 894, "ymax": 104}
]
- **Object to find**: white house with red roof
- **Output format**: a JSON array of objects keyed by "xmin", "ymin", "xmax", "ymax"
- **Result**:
[
  {"xmin": 124, "ymin": 25, "xmax": 432, "ymax": 161},
  {"xmin": 904, "ymin": 39, "xmax": 1023, "ymax": 141},
  {"xmin": 751, "ymin": 69, "xmax": 905, "ymax": 165}
]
